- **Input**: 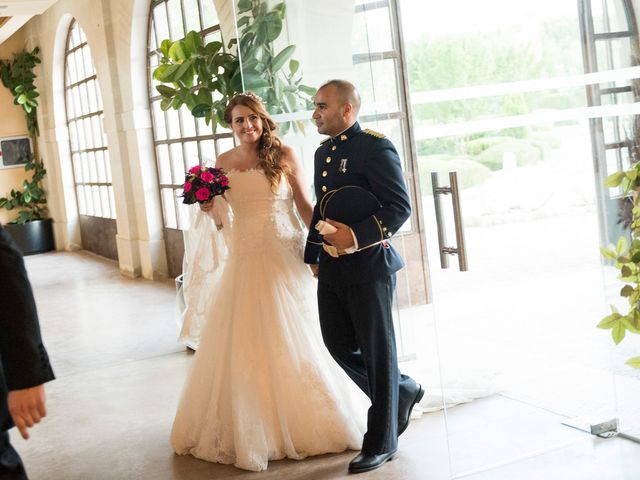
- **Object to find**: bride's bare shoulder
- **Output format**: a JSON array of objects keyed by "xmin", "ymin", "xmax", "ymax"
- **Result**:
[{"xmin": 216, "ymin": 148, "xmax": 240, "ymax": 170}]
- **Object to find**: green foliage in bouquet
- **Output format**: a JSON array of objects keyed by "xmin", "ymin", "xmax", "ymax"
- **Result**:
[{"xmin": 152, "ymin": 0, "xmax": 315, "ymax": 134}]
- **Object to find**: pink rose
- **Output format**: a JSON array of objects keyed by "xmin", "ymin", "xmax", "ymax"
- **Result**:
[
  {"xmin": 183, "ymin": 181, "xmax": 193, "ymax": 192},
  {"xmin": 189, "ymin": 165, "xmax": 202, "ymax": 174},
  {"xmin": 200, "ymin": 171, "xmax": 214, "ymax": 183},
  {"xmin": 220, "ymin": 178, "xmax": 229, "ymax": 187},
  {"xmin": 195, "ymin": 187, "xmax": 210, "ymax": 202}
]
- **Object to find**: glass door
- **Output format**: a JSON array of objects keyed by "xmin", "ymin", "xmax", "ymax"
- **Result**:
[{"xmin": 396, "ymin": 0, "xmax": 634, "ymax": 476}]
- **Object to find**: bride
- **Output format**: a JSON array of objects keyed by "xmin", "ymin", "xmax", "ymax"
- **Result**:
[{"xmin": 170, "ymin": 92, "xmax": 368, "ymax": 472}]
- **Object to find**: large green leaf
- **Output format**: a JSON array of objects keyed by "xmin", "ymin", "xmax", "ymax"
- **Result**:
[
  {"xmin": 191, "ymin": 103, "xmax": 211, "ymax": 117},
  {"xmin": 625, "ymin": 356, "xmax": 640, "ymax": 369},
  {"xmin": 184, "ymin": 31, "xmax": 202, "ymax": 56},
  {"xmin": 169, "ymin": 40, "xmax": 188, "ymax": 62},
  {"xmin": 237, "ymin": 0, "xmax": 252, "ymax": 13},
  {"xmin": 604, "ymin": 171, "xmax": 625, "ymax": 187},
  {"xmin": 156, "ymin": 85, "xmax": 177, "ymax": 98},
  {"xmin": 597, "ymin": 312, "xmax": 621, "ymax": 329},
  {"xmin": 616, "ymin": 236, "xmax": 628, "ymax": 255},
  {"xmin": 160, "ymin": 39, "xmax": 172, "ymax": 57},
  {"xmin": 155, "ymin": 63, "xmax": 181, "ymax": 82},
  {"xmin": 299, "ymin": 84, "xmax": 316, "ymax": 97},
  {"xmin": 612, "ymin": 322, "xmax": 626, "ymax": 344},
  {"xmin": 271, "ymin": 45, "xmax": 296, "ymax": 72},
  {"xmin": 289, "ymin": 59, "xmax": 299, "ymax": 75},
  {"xmin": 205, "ymin": 41, "xmax": 222, "ymax": 56},
  {"xmin": 264, "ymin": 13, "xmax": 283, "ymax": 42},
  {"xmin": 600, "ymin": 247, "xmax": 616, "ymax": 260},
  {"xmin": 175, "ymin": 59, "xmax": 193, "ymax": 83}
]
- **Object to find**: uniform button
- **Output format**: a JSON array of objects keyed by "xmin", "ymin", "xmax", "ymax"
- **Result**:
[
  {"xmin": 383, "ymin": 227, "xmax": 388, "ymax": 232},
  {"xmin": 387, "ymin": 232, "xmax": 392, "ymax": 237},
  {"xmin": 322, "ymin": 185, "xmax": 327, "ymax": 192},
  {"xmin": 326, "ymin": 156, "xmax": 332, "ymax": 163},
  {"xmin": 322, "ymin": 171, "xmax": 328, "ymax": 177},
  {"xmin": 331, "ymin": 146, "xmax": 336, "ymax": 151}
]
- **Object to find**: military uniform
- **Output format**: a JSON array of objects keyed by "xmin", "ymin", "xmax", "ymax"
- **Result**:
[
  {"xmin": 304, "ymin": 121, "xmax": 420, "ymax": 456},
  {"xmin": 0, "ymin": 226, "xmax": 54, "ymax": 479}
]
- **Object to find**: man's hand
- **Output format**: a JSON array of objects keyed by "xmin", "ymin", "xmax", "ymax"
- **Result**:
[
  {"xmin": 8, "ymin": 385, "xmax": 47, "ymax": 440},
  {"xmin": 309, "ymin": 264, "xmax": 319, "ymax": 278},
  {"xmin": 199, "ymin": 199, "xmax": 214, "ymax": 212},
  {"xmin": 323, "ymin": 219, "xmax": 355, "ymax": 250}
]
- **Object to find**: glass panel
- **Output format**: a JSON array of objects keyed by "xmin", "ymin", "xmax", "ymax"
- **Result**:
[
  {"xmin": 170, "ymin": 143, "xmax": 185, "ymax": 183},
  {"xmin": 354, "ymin": 59, "xmax": 400, "ymax": 115},
  {"xmin": 200, "ymin": 0, "xmax": 219, "ymax": 29},
  {"xmin": 167, "ymin": 0, "xmax": 185, "ymax": 39},
  {"xmin": 162, "ymin": 188, "xmax": 178, "ymax": 228},
  {"xmin": 180, "ymin": 107, "xmax": 196, "ymax": 137},
  {"xmin": 72, "ymin": 154, "xmax": 82, "ymax": 183},
  {"xmin": 87, "ymin": 151, "xmax": 97, "ymax": 183},
  {"xmin": 595, "ymin": 37, "xmax": 634, "ymax": 71},
  {"xmin": 156, "ymin": 145, "xmax": 172, "ymax": 185},
  {"xmin": 352, "ymin": 5, "xmax": 393, "ymax": 54},
  {"xmin": 166, "ymin": 108, "xmax": 181, "ymax": 139},
  {"xmin": 183, "ymin": 0, "xmax": 201, "ymax": 32},
  {"xmin": 91, "ymin": 185, "xmax": 102, "ymax": 217},
  {"xmin": 152, "ymin": 101, "xmax": 168, "ymax": 140},
  {"xmin": 199, "ymin": 139, "xmax": 215, "ymax": 166},
  {"xmin": 76, "ymin": 185, "xmax": 86, "ymax": 214},
  {"xmin": 591, "ymin": 0, "xmax": 630, "ymax": 34},
  {"xmin": 99, "ymin": 186, "xmax": 110, "ymax": 218},
  {"xmin": 152, "ymin": 4, "xmax": 170, "ymax": 44},
  {"xmin": 96, "ymin": 150, "xmax": 106, "ymax": 183},
  {"xmin": 183, "ymin": 141, "xmax": 199, "ymax": 170}
]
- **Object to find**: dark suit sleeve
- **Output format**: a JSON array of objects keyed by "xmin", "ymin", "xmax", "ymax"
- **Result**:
[
  {"xmin": 351, "ymin": 138, "xmax": 411, "ymax": 249},
  {"xmin": 0, "ymin": 227, "xmax": 55, "ymax": 391}
]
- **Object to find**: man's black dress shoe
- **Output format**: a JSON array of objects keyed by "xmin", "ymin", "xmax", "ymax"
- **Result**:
[
  {"xmin": 398, "ymin": 383, "xmax": 424, "ymax": 436},
  {"xmin": 348, "ymin": 450, "xmax": 397, "ymax": 474}
]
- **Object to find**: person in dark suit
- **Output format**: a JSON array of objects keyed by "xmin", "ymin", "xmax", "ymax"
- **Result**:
[
  {"xmin": 304, "ymin": 79, "xmax": 424, "ymax": 474},
  {"xmin": 0, "ymin": 226, "xmax": 54, "ymax": 480}
]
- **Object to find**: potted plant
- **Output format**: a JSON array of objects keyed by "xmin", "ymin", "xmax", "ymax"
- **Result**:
[
  {"xmin": 598, "ymin": 113, "xmax": 640, "ymax": 370},
  {"xmin": 0, "ymin": 47, "xmax": 54, "ymax": 254},
  {"xmin": 152, "ymin": 0, "xmax": 315, "ymax": 133}
]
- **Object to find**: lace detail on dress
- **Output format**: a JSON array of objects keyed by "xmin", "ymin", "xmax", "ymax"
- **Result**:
[{"xmin": 269, "ymin": 198, "xmax": 306, "ymax": 258}]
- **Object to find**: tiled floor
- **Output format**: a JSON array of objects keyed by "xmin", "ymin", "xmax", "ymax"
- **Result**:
[{"xmin": 9, "ymin": 251, "xmax": 640, "ymax": 479}]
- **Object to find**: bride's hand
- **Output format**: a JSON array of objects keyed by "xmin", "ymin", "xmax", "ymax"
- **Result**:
[
  {"xmin": 309, "ymin": 264, "xmax": 319, "ymax": 278},
  {"xmin": 199, "ymin": 199, "xmax": 214, "ymax": 212}
]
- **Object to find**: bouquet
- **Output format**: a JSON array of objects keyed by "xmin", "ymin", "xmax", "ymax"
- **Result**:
[{"xmin": 180, "ymin": 165, "xmax": 230, "ymax": 204}]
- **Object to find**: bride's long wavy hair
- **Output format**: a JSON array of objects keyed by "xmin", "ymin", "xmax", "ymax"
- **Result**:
[{"xmin": 223, "ymin": 92, "xmax": 288, "ymax": 192}]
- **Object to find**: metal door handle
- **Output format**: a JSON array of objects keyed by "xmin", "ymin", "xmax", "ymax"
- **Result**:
[{"xmin": 431, "ymin": 171, "xmax": 468, "ymax": 271}]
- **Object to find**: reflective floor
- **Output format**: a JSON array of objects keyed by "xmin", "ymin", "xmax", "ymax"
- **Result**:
[{"xmin": 10, "ymin": 251, "xmax": 640, "ymax": 479}]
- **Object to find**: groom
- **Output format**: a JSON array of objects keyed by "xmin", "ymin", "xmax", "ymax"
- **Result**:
[{"xmin": 305, "ymin": 79, "xmax": 424, "ymax": 474}]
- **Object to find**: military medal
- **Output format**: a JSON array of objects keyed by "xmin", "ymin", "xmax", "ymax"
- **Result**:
[{"xmin": 339, "ymin": 158, "xmax": 348, "ymax": 173}]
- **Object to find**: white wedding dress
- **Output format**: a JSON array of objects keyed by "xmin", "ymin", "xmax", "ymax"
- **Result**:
[{"xmin": 171, "ymin": 169, "xmax": 368, "ymax": 472}]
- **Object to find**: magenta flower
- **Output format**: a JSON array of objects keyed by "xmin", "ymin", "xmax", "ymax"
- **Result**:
[
  {"xmin": 183, "ymin": 181, "xmax": 193, "ymax": 192},
  {"xmin": 195, "ymin": 187, "xmax": 210, "ymax": 202},
  {"xmin": 189, "ymin": 165, "xmax": 202, "ymax": 174},
  {"xmin": 200, "ymin": 171, "xmax": 214, "ymax": 183}
]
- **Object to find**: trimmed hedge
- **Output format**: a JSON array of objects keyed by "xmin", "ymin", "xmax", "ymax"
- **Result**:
[{"xmin": 418, "ymin": 156, "xmax": 491, "ymax": 193}]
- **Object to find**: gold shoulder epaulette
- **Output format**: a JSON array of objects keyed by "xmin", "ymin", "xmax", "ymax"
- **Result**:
[
  {"xmin": 364, "ymin": 128, "xmax": 385, "ymax": 139},
  {"xmin": 320, "ymin": 137, "xmax": 331, "ymax": 145}
]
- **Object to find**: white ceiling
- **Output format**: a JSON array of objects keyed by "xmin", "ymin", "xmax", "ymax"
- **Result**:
[{"xmin": 0, "ymin": 0, "xmax": 59, "ymax": 45}]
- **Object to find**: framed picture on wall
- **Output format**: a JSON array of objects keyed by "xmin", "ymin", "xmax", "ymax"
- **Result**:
[{"xmin": 0, "ymin": 136, "xmax": 32, "ymax": 168}]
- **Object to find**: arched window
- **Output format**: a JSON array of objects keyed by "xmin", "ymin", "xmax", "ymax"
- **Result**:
[
  {"xmin": 147, "ymin": 0, "xmax": 234, "ymax": 233},
  {"xmin": 64, "ymin": 20, "xmax": 114, "ymax": 220}
]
